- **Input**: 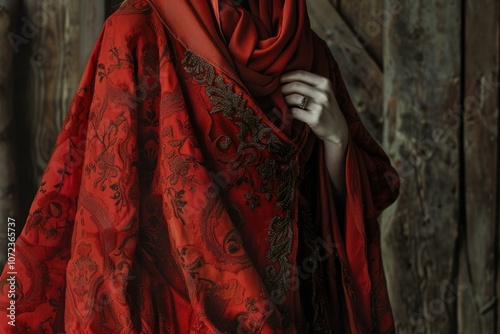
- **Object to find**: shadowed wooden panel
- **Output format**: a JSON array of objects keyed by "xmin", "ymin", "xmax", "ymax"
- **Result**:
[
  {"xmin": 330, "ymin": 0, "xmax": 384, "ymax": 67},
  {"xmin": 382, "ymin": 1, "xmax": 462, "ymax": 333},
  {"xmin": 0, "ymin": 0, "xmax": 18, "ymax": 267},
  {"xmin": 307, "ymin": 0, "xmax": 384, "ymax": 143},
  {"xmin": 459, "ymin": 1, "xmax": 499, "ymax": 333}
]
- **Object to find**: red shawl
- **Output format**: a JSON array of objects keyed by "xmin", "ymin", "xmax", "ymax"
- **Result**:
[{"xmin": 0, "ymin": 0, "xmax": 400, "ymax": 333}]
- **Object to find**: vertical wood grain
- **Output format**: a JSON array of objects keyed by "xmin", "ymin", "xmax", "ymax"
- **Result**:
[
  {"xmin": 459, "ymin": 1, "xmax": 500, "ymax": 333},
  {"xmin": 0, "ymin": 0, "xmax": 18, "ymax": 267},
  {"xmin": 382, "ymin": 1, "xmax": 462, "ymax": 333}
]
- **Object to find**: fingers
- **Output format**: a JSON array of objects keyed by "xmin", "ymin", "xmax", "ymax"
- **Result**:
[
  {"xmin": 284, "ymin": 92, "xmax": 324, "ymax": 126},
  {"xmin": 280, "ymin": 70, "xmax": 331, "ymax": 90},
  {"xmin": 280, "ymin": 73, "xmax": 336, "ymax": 128},
  {"xmin": 290, "ymin": 107, "xmax": 319, "ymax": 125},
  {"xmin": 283, "ymin": 93, "xmax": 322, "ymax": 111},
  {"xmin": 280, "ymin": 81, "xmax": 329, "ymax": 106},
  {"xmin": 283, "ymin": 93, "xmax": 306, "ymax": 108}
]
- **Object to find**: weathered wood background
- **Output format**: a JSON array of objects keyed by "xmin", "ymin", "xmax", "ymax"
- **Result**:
[
  {"xmin": 0, "ymin": 0, "xmax": 498, "ymax": 332},
  {"xmin": 0, "ymin": 0, "xmax": 18, "ymax": 273}
]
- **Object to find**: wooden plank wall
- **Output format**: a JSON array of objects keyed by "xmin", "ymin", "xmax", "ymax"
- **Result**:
[
  {"xmin": 0, "ymin": 0, "xmax": 18, "ymax": 266},
  {"xmin": 459, "ymin": 1, "xmax": 499, "ymax": 333},
  {"xmin": 383, "ymin": 1, "xmax": 462, "ymax": 333},
  {"xmin": 328, "ymin": 0, "xmax": 384, "ymax": 68}
]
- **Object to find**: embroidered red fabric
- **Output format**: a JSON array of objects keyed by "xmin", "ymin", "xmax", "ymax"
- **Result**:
[{"xmin": 0, "ymin": 1, "xmax": 400, "ymax": 333}]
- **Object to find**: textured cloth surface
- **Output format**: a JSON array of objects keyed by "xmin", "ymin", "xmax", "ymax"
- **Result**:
[{"xmin": 0, "ymin": 1, "xmax": 400, "ymax": 333}]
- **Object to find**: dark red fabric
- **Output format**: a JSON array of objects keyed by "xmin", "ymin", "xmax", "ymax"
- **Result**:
[
  {"xmin": 0, "ymin": 1, "xmax": 400, "ymax": 333},
  {"xmin": 214, "ymin": 0, "xmax": 315, "ymax": 155},
  {"xmin": 213, "ymin": 0, "xmax": 313, "ymax": 100}
]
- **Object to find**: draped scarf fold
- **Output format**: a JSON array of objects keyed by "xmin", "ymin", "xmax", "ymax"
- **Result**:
[{"xmin": 212, "ymin": 0, "xmax": 313, "ymax": 100}]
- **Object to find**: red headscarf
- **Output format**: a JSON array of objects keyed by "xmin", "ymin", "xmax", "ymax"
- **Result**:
[{"xmin": 213, "ymin": 0, "xmax": 313, "ymax": 99}]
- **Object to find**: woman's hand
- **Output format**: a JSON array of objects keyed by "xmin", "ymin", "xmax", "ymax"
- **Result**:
[
  {"xmin": 279, "ymin": 70, "xmax": 349, "ymax": 146},
  {"xmin": 280, "ymin": 70, "xmax": 349, "ymax": 197}
]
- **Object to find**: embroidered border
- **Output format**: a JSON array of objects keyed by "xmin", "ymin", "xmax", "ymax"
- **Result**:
[{"xmin": 181, "ymin": 51, "xmax": 297, "ymax": 317}]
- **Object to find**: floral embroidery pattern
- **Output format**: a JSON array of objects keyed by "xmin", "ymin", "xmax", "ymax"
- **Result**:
[
  {"xmin": 182, "ymin": 50, "xmax": 297, "ymax": 322},
  {"xmin": 69, "ymin": 242, "xmax": 98, "ymax": 298},
  {"xmin": 26, "ymin": 192, "xmax": 73, "ymax": 240}
]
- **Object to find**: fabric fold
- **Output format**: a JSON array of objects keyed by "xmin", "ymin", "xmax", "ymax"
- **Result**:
[{"xmin": 0, "ymin": 1, "xmax": 400, "ymax": 333}]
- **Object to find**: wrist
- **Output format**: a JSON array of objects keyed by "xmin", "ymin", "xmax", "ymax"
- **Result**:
[{"xmin": 324, "ymin": 134, "xmax": 348, "ymax": 153}]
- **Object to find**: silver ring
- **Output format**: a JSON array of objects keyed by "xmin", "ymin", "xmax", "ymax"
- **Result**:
[{"xmin": 299, "ymin": 95, "xmax": 309, "ymax": 110}]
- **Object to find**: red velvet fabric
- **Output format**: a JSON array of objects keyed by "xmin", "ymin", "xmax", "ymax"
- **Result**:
[{"xmin": 0, "ymin": 1, "xmax": 400, "ymax": 333}]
